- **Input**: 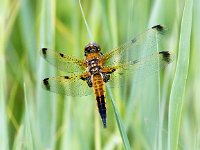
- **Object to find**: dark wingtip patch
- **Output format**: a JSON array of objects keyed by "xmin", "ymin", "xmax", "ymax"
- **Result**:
[
  {"xmin": 152, "ymin": 25, "xmax": 165, "ymax": 32},
  {"xmin": 42, "ymin": 48, "xmax": 47, "ymax": 55},
  {"xmin": 159, "ymin": 51, "xmax": 172, "ymax": 63},
  {"xmin": 159, "ymin": 51, "xmax": 170, "ymax": 56},
  {"xmin": 43, "ymin": 78, "xmax": 50, "ymax": 90}
]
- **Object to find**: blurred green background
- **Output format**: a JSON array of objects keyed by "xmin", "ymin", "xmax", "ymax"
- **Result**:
[{"xmin": 0, "ymin": 0, "xmax": 199, "ymax": 149}]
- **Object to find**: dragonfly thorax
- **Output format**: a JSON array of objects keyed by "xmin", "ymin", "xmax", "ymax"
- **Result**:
[
  {"xmin": 86, "ymin": 58, "xmax": 99, "ymax": 67},
  {"xmin": 89, "ymin": 66, "xmax": 101, "ymax": 75}
]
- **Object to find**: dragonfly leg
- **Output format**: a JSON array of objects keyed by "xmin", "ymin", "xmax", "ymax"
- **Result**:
[
  {"xmin": 102, "ymin": 73, "xmax": 110, "ymax": 82},
  {"xmin": 86, "ymin": 76, "xmax": 92, "ymax": 87},
  {"xmin": 80, "ymin": 72, "xmax": 93, "ymax": 87}
]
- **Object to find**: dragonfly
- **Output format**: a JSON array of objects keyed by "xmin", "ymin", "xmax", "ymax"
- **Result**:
[{"xmin": 41, "ymin": 25, "xmax": 175, "ymax": 128}]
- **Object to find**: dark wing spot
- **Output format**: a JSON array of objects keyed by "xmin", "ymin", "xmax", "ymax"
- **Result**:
[
  {"xmin": 59, "ymin": 53, "xmax": 64, "ymax": 57},
  {"xmin": 64, "ymin": 76, "xmax": 70, "ymax": 79},
  {"xmin": 43, "ymin": 78, "xmax": 50, "ymax": 90},
  {"xmin": 42, "ymin": 48, "xmax": 47, "ymax": 56},
  {"xmin": 111, "ymin": 69, "xmax": 116, "ymax": 72},
  {"xmin": 132, "ymin": 59, "xmax": 139, "ymax": 64},
  {"xmin": 131, "ymin": 38, "xmax": 137, "ymax": 43},
  {"xmin": 159, "ymin": 51, "xmax": 171, "ymax": 63}
]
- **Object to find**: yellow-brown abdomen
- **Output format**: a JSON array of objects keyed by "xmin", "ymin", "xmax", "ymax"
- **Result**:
[{"xmin": 92, "ymin": 74, "xmax": 107, "ymax": 128}]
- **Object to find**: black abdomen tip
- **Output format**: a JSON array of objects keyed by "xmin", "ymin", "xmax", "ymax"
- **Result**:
[
  {"xmin": 152, "ymin": 25, "xmax": 164, "ymax": 31},
  {"xmin": 96, "ymin": 95, "xmax": 107, "ymax": 128},
  {"xmin": 100, "ymin": 109, "xmax": 107, "ymax": 128},
  {"xmin": 102, "ymin": 118, "xmax": 107, "ymax": 128}
]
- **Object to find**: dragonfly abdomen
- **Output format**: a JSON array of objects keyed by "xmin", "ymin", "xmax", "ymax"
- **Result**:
[{"xmin": 92, "ymin": 74, "xmax": 107, "ymax": 128}]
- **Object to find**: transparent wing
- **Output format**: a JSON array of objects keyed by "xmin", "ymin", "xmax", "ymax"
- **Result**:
[
  {"xmin": 42, "ymin": 75, "xmax": 93, "ymax": 96},
  {"xmin": 107, "ymin": 51, "xmax": 176, "ymax": 87},
  {"xmin": 40, "ymin": 48, "xmax": 86, "ymax": 73},
  {"xmin": 102, "ymin": 25, "xmax": 167, "ymax": 67}
]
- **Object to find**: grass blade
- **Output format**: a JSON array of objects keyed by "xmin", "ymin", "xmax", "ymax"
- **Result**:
[
  {"xmin": 36, "ymin": 0, "xmax": 56, "ymax": 149},
  {"xmin": 192, "ymin": 0, "xmax": 200, "ymax": 149},
  {"xmin": 106, "ymin": 85, "xmax": 131, "ymax": 150},
  {"xmin": 13, "ymin": 83, "xmax": 34, "ymax": 150},
  {"xmin": 0, "ymin": 0, "xmax": 9, "ymax": 149},
  {"xmin": 79, "ymin": 0, "xmax": 93, "ymax": 42},
  {"xmin": 0, "ymin": 86, "xmax": 9, "ymax": 150},
  {"xmin": 168, "ymin": 0, "xmax": 193, "ymax": 149}
]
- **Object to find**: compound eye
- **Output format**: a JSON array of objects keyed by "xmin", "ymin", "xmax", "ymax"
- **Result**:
[
  {"xmin": 95, "ymin": 45, "xmax": 101, "ymax": 52},
  {"xmin": 85, "ymin": 46, "xmax": 91, "ymax": 52}
]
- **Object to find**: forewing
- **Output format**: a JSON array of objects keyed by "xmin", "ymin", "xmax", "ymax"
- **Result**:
[
  {"xmin": 42, "ymin": 75, "xmax": 93, "ymax": 96},
  {"xmin": 107, "ymin": 51, "xmax": 176, "ymax": 87},
  {"xmin": 41, "ymin": 48, "xmax": 86, "ymax": 73},
  {"xmin": 103, "ymin": 25, "xmax": 167, "ymax": 67}
]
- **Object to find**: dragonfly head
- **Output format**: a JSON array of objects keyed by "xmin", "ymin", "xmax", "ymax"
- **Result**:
[{"xmin": 84, "ymin": 42, "xmax": 101, "ymax": 56}]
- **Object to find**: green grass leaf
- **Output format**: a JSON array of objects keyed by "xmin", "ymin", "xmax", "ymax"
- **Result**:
[
  {"xmin": 168, "ymin": 0, "xmax": 193, "ymax": 149},
  {"xmin": 0, "ymin": 0, "xmax": 9, "ymax": 149},
  {"xmin": 107, "ymin": 85, "xmax": 131, "ymax": 150},
  {"xmin": 36, "ymin": 0, "xmax": 57, "ymax": 149}
]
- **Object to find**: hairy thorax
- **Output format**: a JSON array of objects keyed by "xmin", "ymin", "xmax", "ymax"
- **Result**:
[{"xmin": 85, "ymin": 52, "xmax": 103, "ymax": 75}]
